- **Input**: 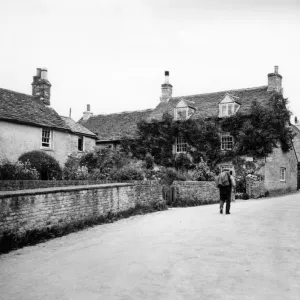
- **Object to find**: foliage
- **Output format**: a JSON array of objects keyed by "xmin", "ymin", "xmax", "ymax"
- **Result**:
[
  {"xmin": 18, "ymin": 151, "xmax": 62, "ymax": 180},
  {"xmin": 144, "ymin": 153, "xmax": 154, "ymax": 169},
  {"xmin": 221, "ymin": 95, "xmax": 295, "ymax": 157},
  {"xmin": 187, "ymin": 159, "xmax": 215, "ymax": 181},
  {"xmin": 174, "ymin": 153, "xmax": 193, "ymax": 170},
  {"xmin": 79, "ymin": 148, "xmax": 129, "ymax": 174},
  {"xmin": 109, "ymin": 164, "xmax": 144, "ymax": 181},
  {"xmin": 121, "ymin": 95, "xmax": 294, "ymax": 169},
  {"xmin": 0, "ymin": 159, "xmax": 39, "ymax": 180},
  {"xmin": 158, "ymin": 167, "xmax": 187, "ymax": 186},
  {"xmin": 62, "ymin": 153, "xmax": 81, "ymax": 180}
]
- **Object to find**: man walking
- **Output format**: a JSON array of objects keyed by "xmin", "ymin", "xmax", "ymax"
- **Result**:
[{"xmin": 215, "ymin": 168, "xmax": 232, "ymax": 214}]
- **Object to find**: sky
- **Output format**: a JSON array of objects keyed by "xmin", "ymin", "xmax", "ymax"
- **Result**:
[{"xmin": 1, "ymin": 0, "xmax": 300, "ymax": 122}]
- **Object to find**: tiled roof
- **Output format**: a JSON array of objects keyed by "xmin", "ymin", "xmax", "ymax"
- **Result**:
[
  {"xmin": 0, "ymin": 88, "xmax": 69, "ymax": 131},
  {"xmin": 79, "ymin": 109, "xmax": 153, "ymax": 140},
  {"xmin": 0, "ymin": 88, "xmax": 95, "ymax": 137},
  {"xmin": 147, "ymin": 86, "xmax": 275, "ymax": 121},
  {"xmin": 60, "ymin": 116, "xmax": 96, "ymax": 138}
]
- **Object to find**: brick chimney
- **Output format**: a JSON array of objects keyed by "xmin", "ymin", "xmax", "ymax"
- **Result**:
[
  {"xmin": 32, "ymin": 68, "xmax": 51, "ymax": 105},
  {"xmin": 160, "ymin": 71, "xmax": 173, "ymax": 102},
  {"xmin": 267, "ymin": 66, "xmax": 282, "ymax": 93},
  {"xmin": 82, "ymin": 104, "xmax": 93, "ymax": 121}
]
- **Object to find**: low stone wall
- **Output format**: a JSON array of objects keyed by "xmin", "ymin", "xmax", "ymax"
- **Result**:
[
  {"xmin": 0, "ymin": 181, "xmax": 164, "ymax": 240},
  {"xmin": 246, "ymin": 178, "xmax": 265, "ymax": 199},
  {"xmin": 0, "ymin": 180, "xmax": 120, "ymax": 191},
  {"xmin": 170, "ymin": 181, "xmax": 219, "ymax": 206}
]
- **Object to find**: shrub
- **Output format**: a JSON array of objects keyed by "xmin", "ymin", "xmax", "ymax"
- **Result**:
[
  {"xmin": 0, "ymin": 160, "xmax": 39, "ymax": 180},
  {"xmin": 159, "ymin": 167, "xmax": 187, "ymax": 186},
  {"xmin": 18, "ymin": 151, "xmax": 62, "ymax": 180},
  {"xmin": 174, "ymin": 153, "xmax": 193, "ymax": 170},
  {"xmin": 187, "ymin": 159, "xmax": 215, "ymax": 181},
  {"xmin": 144, "ymin": 153, "xmax": 154, "ymax": 169},
  {"xmin": 109, "ymin": 163, "xmax": 144, "ymax": 181},
  {"xmin": 62, "ymin": 154, "xmax": 81, "ymax": 180}
]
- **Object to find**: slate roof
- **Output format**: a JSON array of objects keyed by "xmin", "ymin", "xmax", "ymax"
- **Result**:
[
  {"xmin": 60, "ymin": 116, "xmax": 96, "ymax": 138},
  {"xmin": 147, "ymin": 86, "xmax": 275, "ymax": 121},
  {"xmin": 79, "ymin": 109, "xmax": 153, "ymax": 140},
  {"xmin": 0, "ymin": 88, "xmax": 95, "ymax": 137}
]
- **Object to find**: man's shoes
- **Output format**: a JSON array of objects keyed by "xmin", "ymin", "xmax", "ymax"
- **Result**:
[
  {"xmin": 226, "ymin": 212, "xmax": 230, "ymax": 214},
  {"xmin": 220, "ymin": 209, "xmax": 223, "ymax": 214}
]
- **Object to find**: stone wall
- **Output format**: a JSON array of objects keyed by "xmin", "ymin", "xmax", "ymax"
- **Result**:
[
  {"xmin": 171, "ymin": 181, "xmax": 219, "ymax": 205},
  {"xmin": 0, "ymin": 180, "xmax": 120, "ymax": 191},
  {"xmin": 0, "ymin": 181, "xmax": 164, "ymax": 239}
]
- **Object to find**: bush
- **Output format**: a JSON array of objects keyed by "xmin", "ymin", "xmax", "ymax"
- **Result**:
[
  {"xmin": 0, "ymin": 160, "xmax": 39, "ymax": 180},
  {"xmin": 175, "ymin": 153, "xmax": 193, "ymax": 170},
  {"xmin": 144, "ymin": 153, "xmax": 154, "ymax": 169},
  {"xmin": 18, "ymin": 151, "xmax": 62, "ymax": 180},
  {"xmin": 109, "ymin": 165, "xmax": 143, "ymax": 181},
  {"xmin": 159, "ymin": 167, "xmax": 187, "ymax": 186},
  {"xmin": 187, "ymin": 159, "xmax": 215, "ymax": 181},
  {"xmin": 62, "ymin": 154, "xmax": 81, "ymax": 180}
]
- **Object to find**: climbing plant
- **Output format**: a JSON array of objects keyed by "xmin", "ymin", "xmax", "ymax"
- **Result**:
[{"xmin": 121, "ymin": 94, "xmax": 295, "ymax": 168}]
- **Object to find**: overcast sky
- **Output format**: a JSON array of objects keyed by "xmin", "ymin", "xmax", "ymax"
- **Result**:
[{"xmin": 1, "ymin": 0, "xmax": 300, "ymax": 122}]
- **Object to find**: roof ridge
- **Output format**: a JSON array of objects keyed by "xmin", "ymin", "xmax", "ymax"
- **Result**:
[
  {"xmin": 0, "ymin": 87, "xmax": 33, "ymax": 98},
  {"xmin": 171, "ymin": 86, "xmax": 268, "ymax": 99},
  {"xmin": 93, "ymin": 108, "xmax": 153, "ymax": 117}
]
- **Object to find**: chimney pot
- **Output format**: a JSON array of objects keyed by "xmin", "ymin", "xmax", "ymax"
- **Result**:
[
  {"xmin": 274, "ymin": 66, "xmax": 279, "ymax": 74},
  {"xmin": 36, "ymin": 68, "xmax": 41, "ymax": 77},
  {"xmin": 41, "ymin": 68, "xmax": 48, "ymax": 80},
  {"xmin": 87, "ymin": 104, "xmax": 90, "ymax": 112},
  {"xmin": 165, "ymin": 71, "xmax": 169, "ymax": 76}
]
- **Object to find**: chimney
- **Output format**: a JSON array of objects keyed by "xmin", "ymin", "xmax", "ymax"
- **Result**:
[
  {"xmin": 82, "ymin": 104, "xmax": 93, "ymax": 121},
  {"xmin": 267, "ymin": 65, "xmax": 282, "ymax": 93},
  {"xmin": 160, "ymin": 71, "xmax": 173, "ymax": 102},
  {"xmin": 32, "ymin": 67, "xmax": 51, "ymax": 105}
]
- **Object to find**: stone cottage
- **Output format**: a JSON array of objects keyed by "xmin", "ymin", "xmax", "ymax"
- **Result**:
[
  {"xmin": 80, "ymin": 67, "xmax": 298, "ymax": 195},
  {"xmin": 0, "ymin": 68, "xmax": 96, "ymax": 166}
]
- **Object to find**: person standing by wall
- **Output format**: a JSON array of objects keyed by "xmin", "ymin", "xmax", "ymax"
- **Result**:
[{"xmin": 215, "ymin": 168, "xmax": 232, "ymax": 214}]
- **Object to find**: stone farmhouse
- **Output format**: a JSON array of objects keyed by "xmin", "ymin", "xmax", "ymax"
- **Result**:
[
  {"xmin": 0, "ymin": 68, "xmax": 96, "ymax": 167},
  {"xmin": 80, "ymin": 66, "xmax": 299, "ymax": 194}
]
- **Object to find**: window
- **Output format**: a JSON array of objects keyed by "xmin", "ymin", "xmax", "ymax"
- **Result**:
[
  {"xmin": 221, "ymin": 133, "xmax": 234, "ymax": 150},
  {"xmin": 175, "ymin": 107, "xmax": 188, "ymax": 120},
  {"xmin": 42, "ymin": 128, "xmax": 51, "ymax": 148},
  {"xmin": 219, "ymin": 103, "xmax": 240, "ymax": 117},
  {"xmin": 78, "ymin": 136, "xmax": 84, "ymax": 151},
  {"xmin": 280, "ymin": 167, "xmax": 286, "ymax": 182},
  {"xmin": 176, "ymin": 137, "xmax": 187, "ymax": 153}
]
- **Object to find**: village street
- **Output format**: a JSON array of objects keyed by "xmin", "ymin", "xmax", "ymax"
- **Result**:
[{"xmin": 1, "ymin": 193, "xmax": 300, "ymax": 300}]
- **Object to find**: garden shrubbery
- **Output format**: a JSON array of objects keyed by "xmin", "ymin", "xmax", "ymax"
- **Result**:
[
  {"xmin": 18, "ymin": 151, "xmax": 62, "ymax": 180},
  {"xmin": 0, "ymin": 160, "xmax": 39, "ymax": 180}
]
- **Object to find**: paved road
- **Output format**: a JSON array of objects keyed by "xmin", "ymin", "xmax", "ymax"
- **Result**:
[{"xmin": 1, "ymin": 193, "xmax": 300, "ymax": 300}]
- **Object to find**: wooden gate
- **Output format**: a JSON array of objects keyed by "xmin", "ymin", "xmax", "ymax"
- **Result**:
[{"xmin": 162, "ymin": 186, "xmax": 177, "ymax": 205}]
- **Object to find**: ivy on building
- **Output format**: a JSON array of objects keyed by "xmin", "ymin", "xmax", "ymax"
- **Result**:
[{"xmin": 121, "ymin": 94, "xmax": 295, "ymax": 168}]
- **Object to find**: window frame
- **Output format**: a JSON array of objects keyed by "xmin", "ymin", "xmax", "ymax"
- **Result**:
[
  {"xmin": 78, "ymin": 135, "xmax": 84, "ymax": 152},
  {"xmin": 280, "ymin": 167, "xmax": 286, "ymax": 182},
  {"xmin": 41, "ymin": 128, "xmax": 52, "ymax": 149},
  {"xmin": 175, "ymin": 136, "xmax": 187, "ymax": 153},
  {"xmin": 219, "ymin": 102, "xmax": 240, "ymax": 117},
  {"xmin": 221, "ymin": 133, "xmax": 234, "ymax": 151},
  {"xmin": 175, "ymin": 107, "xmax": 188, "ymax": 120}
]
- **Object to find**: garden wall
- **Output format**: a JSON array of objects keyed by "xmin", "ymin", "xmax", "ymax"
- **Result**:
[
  {"xmin": 0, "ymin": 180, "xmax": 121, "ymax": 191},
  {"xmin": 170, "ymin": 181, "xmax": 219, "ymax": 206},
  {"xmin": 0, "ymin": 181, "xmax": 164, "ymax": 240}
]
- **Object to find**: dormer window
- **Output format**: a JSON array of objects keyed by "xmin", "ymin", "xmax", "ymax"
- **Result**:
[
  {"xmin": 219, "ymin": 94, "xmax": 240, "ymax": 117},
  {"xmin": 174, "ymin": 99, "xmax": 195, "ymax": 120}
]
